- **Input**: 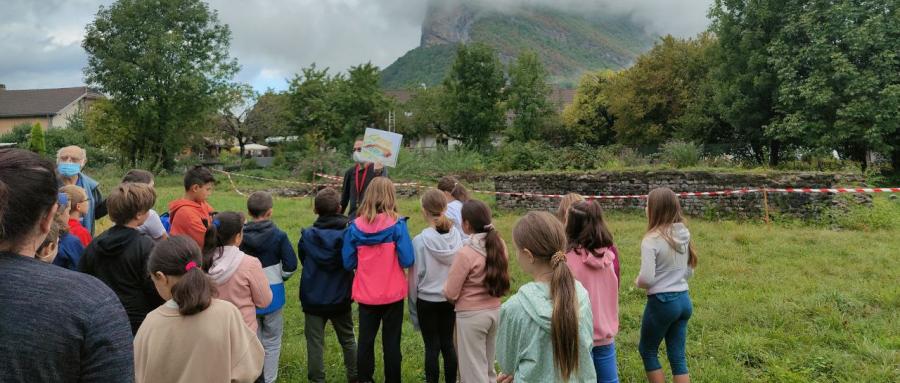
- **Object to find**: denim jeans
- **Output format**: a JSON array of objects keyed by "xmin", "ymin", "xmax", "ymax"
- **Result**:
[
  {"xmin": 638, "ymin": 291, "xmax": 693, "ymax": 375},
  {"xmin": 591, "ymin": 343, "xmax": 619, "ymax": 383}
]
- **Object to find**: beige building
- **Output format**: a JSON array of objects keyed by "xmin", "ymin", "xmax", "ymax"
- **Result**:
[{"xmin": 0, "ymin": 84, "xmax": 104, "ymax": 135}]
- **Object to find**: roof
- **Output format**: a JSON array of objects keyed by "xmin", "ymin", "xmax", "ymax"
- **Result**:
[{"xmin": 0, "ymin": 86, "xmax": 104, "ymax": 118}]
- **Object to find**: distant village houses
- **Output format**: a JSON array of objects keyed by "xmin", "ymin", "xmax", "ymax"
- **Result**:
[{"xmin": 0, "ymin": 84, "xmax": 104, "ymax": 134}]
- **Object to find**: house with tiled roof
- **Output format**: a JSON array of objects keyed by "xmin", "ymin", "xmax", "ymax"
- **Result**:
[{"xmin": 0, "ymin": 84, "xmax": 105, "ymax": 134}]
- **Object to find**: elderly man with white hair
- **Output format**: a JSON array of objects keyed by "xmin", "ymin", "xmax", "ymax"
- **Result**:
[{"xmin": 57, "ymin": 145, "xmax": 107, "ymax": 235}]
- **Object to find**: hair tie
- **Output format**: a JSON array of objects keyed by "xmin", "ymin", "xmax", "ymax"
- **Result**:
[
  {"xmin": 483, "ymin": 223, "xmax": 495, "ymax": 232},
  {"xmin": 185, "ymin": 261, "xmax": 198, "ymax": 272},
  {"xmin": 213, "ymin": 219, "xmax": 221, "ymax": 229},
  {"xmin": 551, "ymin": 251, "xmax": 567, "ymax": 268}
]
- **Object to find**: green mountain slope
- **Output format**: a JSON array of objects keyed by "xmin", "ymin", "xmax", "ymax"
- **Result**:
[{"xmin": 381, "ymin": 3, "xmax": 657, "ymax": 89}]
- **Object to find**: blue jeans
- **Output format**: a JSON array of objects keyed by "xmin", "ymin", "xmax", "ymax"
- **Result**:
[
  {"xmin": 592, "ymin": 343, "xmax": 619, "ymax": 383},
  {"xmin": 638, "ymin": 291, "xmax": 692, "ymax": 375}
]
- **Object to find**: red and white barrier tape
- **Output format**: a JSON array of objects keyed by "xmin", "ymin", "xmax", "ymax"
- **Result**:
[
  {"xmin": 314, "ymin": 172, "xmax": 421, "ymax": 187},
  {"xmin": 766, "ymin": 187, "xmax": 900, "ymax": 194},
  {"xmin": 213, "ymin": 169, "xmax": 339, "ymax": 188}
]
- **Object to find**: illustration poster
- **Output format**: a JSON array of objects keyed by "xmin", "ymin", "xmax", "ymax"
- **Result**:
[{"xmin": 360, "ymin": 128, "xmax": 403, "ymax": 167}]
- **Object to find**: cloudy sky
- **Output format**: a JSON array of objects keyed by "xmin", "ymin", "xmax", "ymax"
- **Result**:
[{"xmin": 0, "ymin": 0, "xmax": 712, "ymax": 92}]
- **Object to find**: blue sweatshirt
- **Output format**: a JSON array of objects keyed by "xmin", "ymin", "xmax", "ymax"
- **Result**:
[
  {"xmin": 53, "ymin": 233, "xmax": 84, "ymax": 271},
  {"xmin": 240, "ymin": 219, "xmax": 298, "ymax": 315},
  {"xmin": 298, "ymin": 214, "xmax": 354, "ymax": 315}
]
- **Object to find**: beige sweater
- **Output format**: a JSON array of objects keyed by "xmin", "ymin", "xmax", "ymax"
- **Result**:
[{"xmin": 134, "ymin": 299, "xmax": 264, "ymax": 383}]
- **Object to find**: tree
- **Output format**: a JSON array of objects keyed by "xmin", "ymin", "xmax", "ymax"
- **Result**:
[
  {"xmin": 506, "ymin": 50, "xmax": 554, "ymax": 142},
  {"xmin": 83, "ymin": 0, "xmax": 239, "ymax": 168},
  {"xmin": 561, "ymin": 70, "xmax": 618, "ymax": 146},
  {"xmin": 709, "ymin": 0, "xmax": 790, "ymax": 165},
  {"xmin": 399, "ymin": 85, "xmax": 450, "ymax": 141},
  {"xmin": 603, "ymin": 34, "xmax": 718, "ymax": 148},
  {"xmin": 767, "ymin": 0, "xmax": 900, "ymax": 172},
  {"xmin": 28, "ymin": 123, "xmax": 45, "ymax": 155},
  {"xmin": 216, "ymin": 84, "xmax": 256, "ymax": 159},
  {"xmin": 245, "ymin": 90, "xmax": 290, "ymax": 140},
  {"xmin": 442, "ymin": 43, "xmax": 506, "ymax": 151},
  {"xmin": 337, "ymin": 63, "xmax": 389, "ymax": 146},
  {"xmin": 286, "ymin": 65, "xmax": 343, "ymax": 149}
]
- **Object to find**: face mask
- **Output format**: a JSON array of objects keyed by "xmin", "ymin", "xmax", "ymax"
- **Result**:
[
  {"xmin": 352, "ymin": 151, "xmax": 365, "ymax": 163},
  {"xmin": 58, "ymin": 162, "xmax": 81, "ymax": 177}
]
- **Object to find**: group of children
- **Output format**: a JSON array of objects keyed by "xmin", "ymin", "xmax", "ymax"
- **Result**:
[{"xmin": 33, "ymin": 165, "xmax": 697, "ymax": 383}]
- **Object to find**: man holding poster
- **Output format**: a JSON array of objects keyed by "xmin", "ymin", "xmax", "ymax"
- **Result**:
[{"xmin": 340, "ymin": 129, "xmax": 402, "ymax": 217}]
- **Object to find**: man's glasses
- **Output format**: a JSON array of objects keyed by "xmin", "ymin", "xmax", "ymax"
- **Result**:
[{"xmin": 353, "ymin": 148, "xmax": 362, "ymax": 152}]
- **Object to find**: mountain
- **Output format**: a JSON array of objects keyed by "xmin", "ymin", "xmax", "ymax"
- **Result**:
[{"xmin": 380, "ymin": 0, "xmax": 657, "ymax": 89}]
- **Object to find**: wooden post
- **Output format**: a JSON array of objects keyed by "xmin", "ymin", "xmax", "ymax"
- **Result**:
[{"xmin": 762, "ymin": 186, "xmax": 771, "ymax": 225}]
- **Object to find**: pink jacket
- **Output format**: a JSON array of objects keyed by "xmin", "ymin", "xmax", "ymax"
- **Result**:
[
  {"xmin": 566, "ymin": 247, "xmax": 619, "ymax": 346},
  {"xmin": 443, "ymin": 233, "xmax": 505, "ymax": 312},
  {"xmin": 209, "ymin": 246, "xmax": 272, "ymax": 332},
  {"xmin": 342, "ymin": 214, "xmax": 415, "ymax": 305}
]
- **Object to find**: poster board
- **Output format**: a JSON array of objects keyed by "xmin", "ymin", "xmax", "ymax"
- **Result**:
[{"xmin": 360, "ymin": 128, "xmax": 403, "ymax": 167}]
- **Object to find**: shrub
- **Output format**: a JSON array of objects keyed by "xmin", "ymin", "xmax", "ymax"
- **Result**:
[
  {"xmin": 28, "ymin": 123, "xmax": 46, "ymax": 155},
  {"xmin": 660, "ymin": 140, "xmax": 702, "ymax": 168},
  {"xmin": 492, "ymin": 141, "xmax": 551, "ymax": 172},
  {"xmin": 394, "ymin": 148, "xmax": 488, "ymax": 180},
  {"xmin": 0, "ymin": 123, "xmax": 33, "ymax": 145}
]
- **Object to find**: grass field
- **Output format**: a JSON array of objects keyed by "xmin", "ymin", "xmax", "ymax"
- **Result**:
[{"xmin": 95, "ymin": 174, "xmax": 900, "ymax": 382}]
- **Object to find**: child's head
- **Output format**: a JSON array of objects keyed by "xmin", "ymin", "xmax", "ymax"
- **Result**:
[
  {"xmin": 247, "ymin": 191, "xmax": 273, "ymax": 219},
  {"xmin": 437, "ymin": 176, "xmax": 469, "ymax": 202},
  {"xmin": 357, "ymin": 177, "xmax": 397, "ymax": 221},
  {"xmin": 313, "ymin": 187, "xmax": 341, "ymax": 216},
  {"xmin": 148, "ymin": 236, "xmax": 216, "ymax": 316},
  {"xmin": 566, "ymin": 200, "xmax": 614, "ymax": 255},
  {"xmin": 646, "ymin": 187, "xmax": 697, "ymax": 268},
  {"xmin": 556, "ymin": 193, "xmax": 585, "ymax": 224},
  {"xmin": 122, "ymin": 169, "xmax": 155, "ymax": 187},
  {"xmin": 461, "ymin": 199, "xmax": 510, "ymax": 297},
  {"xmin": 183, "ymin": 166, "xmax": 215, "ymax": 202},
  {"xmin": 202, "ymin": 211, "xmax": 245, "ymax": 259},
  {"xmin": 36, "ymin": 221, "xmax": 61, "ymax": 263},
  {"xmin": 512, "ymin": 211, "xmax": 581, "ymax": 380},
  {"xmin": 421, "ymin": 188, "xmax": 453, "ymax": 234},
  {"xmin": 59, "ymin": 185, "xmax": 89, "ymax": 218},
  {"xmin": 107, "ymin": 183, "xmax": 156, "ymax": 227}
]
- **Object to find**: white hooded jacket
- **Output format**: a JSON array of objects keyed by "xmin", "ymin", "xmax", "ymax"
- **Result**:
[{"xmin": 407, "ymin": 226, "xmax": 464, "ymax": 329}]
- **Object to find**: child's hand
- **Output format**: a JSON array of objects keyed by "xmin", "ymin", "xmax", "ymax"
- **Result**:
[{"xmin": 497, "ymin": 373, "xmax": 514, "ymax": 383}]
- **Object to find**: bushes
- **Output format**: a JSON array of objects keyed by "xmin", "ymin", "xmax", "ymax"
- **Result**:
[
  {"xmin": 28, "ymin": 123, "xmax": 45, "ymax": 155},
  {"xmin": 660, "ymin": 140, "xmax": 702, "ymax": 168}
]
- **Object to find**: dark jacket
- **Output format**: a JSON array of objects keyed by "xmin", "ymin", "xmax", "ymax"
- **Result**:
[
  {"xmin": 53, "ymin": 233, "xmax": 84, "ymax": 271},
  {"xmin": 298, "ymin": 214, "xmax": 354, "ymax": 316},
  {"xmin": 80, "ymin": 225, "xmax": 164, "ymax": 334},
  {"xmin": 240, "ymin": 220, "xmax": 298, "ymax": 315},
  {"xmin": 1, "ymin": 252, "xmax": 133, "ymax": 382},
  {"xmin": 340, "ymin": 163, "xmax": 387, "ymax": 218}
]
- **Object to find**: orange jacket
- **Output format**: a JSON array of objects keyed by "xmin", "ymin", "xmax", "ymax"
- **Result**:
[{"xmin": 168, "ymin": 198, "xmax": 214, "ymax": 248}]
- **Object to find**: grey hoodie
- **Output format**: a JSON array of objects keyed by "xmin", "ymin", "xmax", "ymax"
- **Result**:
[
  {"xmin": 408, "ymin": 226, "xmax": 464, "ymax": 329},
  {"xmin": 638, "ymin": 222, "xmax": 694, "ymax": 295}
]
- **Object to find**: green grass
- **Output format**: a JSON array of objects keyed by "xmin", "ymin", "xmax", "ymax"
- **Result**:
[{"xmin": 95, "ymin": 176, "xmax": 900, "ymax": 382}]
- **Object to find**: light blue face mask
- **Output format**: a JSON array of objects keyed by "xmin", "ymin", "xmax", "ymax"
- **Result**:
[{"xmin": 58, "ymin": 162, "xmax": 81, "ymax": 177}]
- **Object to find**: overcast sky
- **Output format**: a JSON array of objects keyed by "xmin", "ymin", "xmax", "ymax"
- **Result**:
[{"xmin": 0, "ymin": 0, "xmax": 712, "ymax": 92}]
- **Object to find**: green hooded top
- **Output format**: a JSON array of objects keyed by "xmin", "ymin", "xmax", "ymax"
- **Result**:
[{"xmin": 497, "ymin": 281, "xmax": 597, "ymax": 382}]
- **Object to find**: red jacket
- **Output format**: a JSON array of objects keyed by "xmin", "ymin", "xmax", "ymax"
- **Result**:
[
  {"xmin": 168, "ymin": 199, "xmax": 214, "ymax": 248},
  {"xmin": 68, "ymin": 218, "xmax": 92, "ymax": 247}
]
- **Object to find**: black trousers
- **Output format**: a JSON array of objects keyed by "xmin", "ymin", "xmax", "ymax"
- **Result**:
[
  {"xmin": 358, "ymin": 301, "xmax": 404, "ymax": 383},
  {"xmin": 417, "ymin": 299, "xmax": 457, "ymax": 383}
]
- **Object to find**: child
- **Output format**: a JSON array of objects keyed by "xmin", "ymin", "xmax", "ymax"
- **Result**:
[
  {"xmin": 50, "ymin": 192, "xmax": 85, "ymax": 270},
  {"xmin": 342, "ymin": 177, "xmax": 414, "ymax": 383},
  {"xmin": 240, "ymin": 191, "xmax": 299, "ymax": 383},
  {"xmin": 122, "ymin": 169, "xmax": 168, "ymax": 241},
  {"xmin": 635, "ymin": 188, "xmax": 697, "ymax": 383},
  {"xmin": 80, "ymin": 182, "xmax": 165, "ymax": 334},
  {"xmin": 566, "ymin": 200, "xmax": 621, "ymax": 382},
  {"xmin": 443, "ymin": 199, "xmax": 510, "ymax": 383},
  {"xmin": 556, "ymin": 193, "xmax": 585, "ymax": 225},
  {"xmin": 298, "ymin": 188, "xmax": 358, "ymax": 383},
  {"xmin": 35, "ymin": 221, "xmax": 61, "ymax": 264},
  {"xmin": 204, "ymin": 211, "xmax": 272, "ymax": 333},
  {"xmin": 408, "ymin": 189, "xmax": 464, "ymax": 383},
  {"xmin": 437, "ymin": 175, "xmax": 469, "ymax": 235},
  {"xmin": 60, "ymin": 184, "xmax": 92, "ymax": 246},
  {"xmin": 134, "ymin": 236, "xmax": 264, "ymax": 383},
  {"xmin": 169, "ymin": 165, "xmax": 216, "ymax": 248},
  {"xmin": 497, "ymin": 211, "xmax": 596, "ymax": 383}
]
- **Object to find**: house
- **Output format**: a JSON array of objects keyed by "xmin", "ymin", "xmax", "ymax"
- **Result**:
[{"xmin": 0, "ymin": 84, "xmax": 105, "ymax": 134}]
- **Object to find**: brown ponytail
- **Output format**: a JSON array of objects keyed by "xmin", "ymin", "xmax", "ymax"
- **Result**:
[
  {"xmin": 462, "ymin": 200, "xmax": 510, "ymax": 297},
  {"xmin": 149, "ymin": 236, "xmax": 217, "ymax": 316},
  {"xmin": 421, "ymin": 189, "xmax": 453, "ymax": 234},
  {"xmin": 438, "ymin": 176, "xmax": 470, "ymax": 202},
  {"xmin": 513, "ymin": 211, "xmax": 581, "ymax": 380}
]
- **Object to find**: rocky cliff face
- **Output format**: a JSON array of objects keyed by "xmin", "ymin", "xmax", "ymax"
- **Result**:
[{"xmin": 420, "ymin": 1, "xmax": 477, "ymax": 46}]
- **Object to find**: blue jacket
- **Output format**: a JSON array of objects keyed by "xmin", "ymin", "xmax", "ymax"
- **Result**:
[
  {"xmin": 53, "ymin": 233, "xmax": 84, "ymax": 271},
  {"xmin": 240, "ymin": 220, "xmax": 298, "ymax": 315},
  {"xmin": 298, "ymin": 214, "xmax": 354, "ymax": 316}
]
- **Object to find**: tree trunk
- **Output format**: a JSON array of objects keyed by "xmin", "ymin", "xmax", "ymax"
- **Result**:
[
  {"xmin": 768, "ymin": 140, "xmax": 782, "ymax": 167},
  {"xmin": 892, "ymin": 149, "xmax": 900, "ymax": 176}
]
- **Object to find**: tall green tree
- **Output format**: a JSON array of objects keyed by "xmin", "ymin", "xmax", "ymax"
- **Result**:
[
  {"xmin": 245, "ymin": 90, "xmax": 290, "ymax": 141},
  {"xmin": 767, "ymin": 0, "xmax": 899, "ymax": 171},
  {"xmin": 215, "ymin": 84, "xmax": 256, "ymax": 158},
  {"xmin": 337, "ymin": 62, "xmax": 389, "ymax": 147},
  {"xmin": 400, "ymin": 85, "xmax": 450, "ymax": 141},
  {"xmin": 709, "ymin": 0, "xmax": 790, "ymax": 165},
  {"xmin": 442, "ymin": 43, "xmax": 506, "ymax": 151},
  {"xmin": 28, "ymin": 123, "xmax": 45, "ymax": 155},
  {"xmin": 286, "ymin": 65, "xmax": 343, "ymax": 149},
  {"xmin": 506, "ymin": 50, "xmax": 553, "ymax": 142},
  {"xmin": 83, "ymin": 0, "xmax": 239, "ymax": 168},
  {"xmin": 561, "ymin": 70, "xmax": 618, "ymax": 146}
]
